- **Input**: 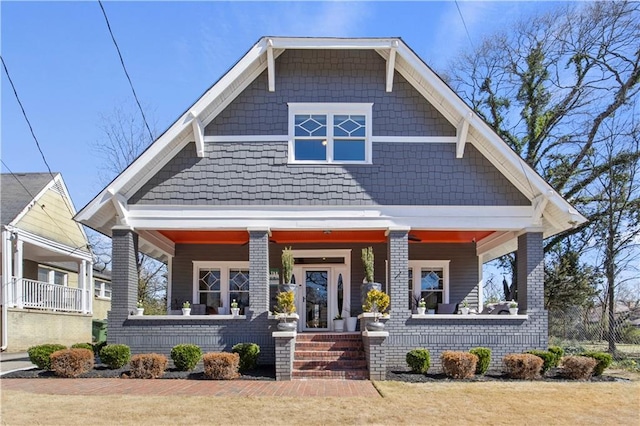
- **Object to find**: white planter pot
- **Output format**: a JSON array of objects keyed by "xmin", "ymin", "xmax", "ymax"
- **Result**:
[
  {"xmin": 135, "ymin": 308, "xmax": 144, "ymax": 316},
  {"xmin": 417, "ymin": 307, "xmax": 426, "ymax": 315},
  {"xmin": 509, "ymin": 308, "xmax": 518, "ymax": 315},
  {"xmin": 333, "ymin": 319, "xmax": 345, "ymax": 332},
  {"xmin": 182, "ymin": 308, "xmax": 191, "ymax": 316},
  {"xmin": 461, "ymin": 307, "xmax": 470, "ymax": 315},
  {"xmin": 346, "ymin": 317, "xmax": 358, "ymax": 332},
  {"xmin": 231, "ymin": 308, "xmax": 240, "ymax": 316}
]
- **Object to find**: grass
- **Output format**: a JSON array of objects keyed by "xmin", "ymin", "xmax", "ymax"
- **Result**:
[{"xmin": 2, "ymin": 380, "xmax": 639, "ymax": 425}]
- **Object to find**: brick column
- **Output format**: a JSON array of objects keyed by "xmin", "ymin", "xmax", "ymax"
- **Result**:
[
  {"xmin": 363, "ymin": 331, "xmax": 388, "ymax": 380},
  {"xmin": 248, "ymin": 229, "xmax": 269, "ymax": 315},
  {"xmin": 108, "ymin": 227, "xmax": 139, "ymax": 327},
  {"xmin": 273, "ymin": 331, "xmax": 296, "ymax": 380},
  {"xmin": 387, "ymin": 228, "xmax": 410, "ymax": 326},
  {"xmin": 517, "ymin": 232, "xmax": 544, "ymax": 314}
]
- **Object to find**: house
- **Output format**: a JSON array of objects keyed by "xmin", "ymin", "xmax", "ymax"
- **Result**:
[
  {"xmin": 75, "ymin": 37, "xmax": 586, "ymax": 379},
  {"xmin": 1, "ymin": 172, "xmax": 107, "ymax": 351}
]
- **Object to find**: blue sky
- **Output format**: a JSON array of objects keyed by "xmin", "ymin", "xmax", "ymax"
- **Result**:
[{"xmin": 1, "ymin": 1, "xmax": 564, "ymax": 209}]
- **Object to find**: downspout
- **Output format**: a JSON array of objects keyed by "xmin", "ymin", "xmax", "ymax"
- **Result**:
[{"xmin": 1, "ymin": 228, "xmax": 12, "ymax": 351}]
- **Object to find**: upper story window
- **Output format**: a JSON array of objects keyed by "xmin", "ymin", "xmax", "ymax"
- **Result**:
[
  {"xmin": 38, "ymin": 267, "xmax": 67, "ymax": 286},
  {"xmin": 95, "ymin": 280, "xmax": 112, "ymax": 299},
  {"xmin": 288, "ymin": 103, "xmax": 373, "ymax": 164}
]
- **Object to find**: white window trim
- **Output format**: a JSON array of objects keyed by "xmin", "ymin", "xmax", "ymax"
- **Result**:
[
  {"xmin": 38, "ymin": 267, "xmax": 68, "ymax": 286},
  {"xmin": 192, "ymin": 261, "xmax": 249, "ymax": 311},
  {"xmin": 94, "ymin": 280, "xmax": 111, "ymax": 300},
  {"xmin": 288, "ymin": 103, "xmax": 373, "ymax": 164},
  {"xmin": 409, "ymin": 260, "xmax": 450, "ymax": 304}
]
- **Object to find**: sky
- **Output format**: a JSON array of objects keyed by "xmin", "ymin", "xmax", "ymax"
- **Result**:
[{"xmin": 1, "ymin": 1, "xmax": 567, "ymax": 210}]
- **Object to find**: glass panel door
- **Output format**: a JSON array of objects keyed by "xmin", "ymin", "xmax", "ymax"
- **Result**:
[{"xmin": 304, "ymin": 270, "xmax": 329, "ymax": 330}]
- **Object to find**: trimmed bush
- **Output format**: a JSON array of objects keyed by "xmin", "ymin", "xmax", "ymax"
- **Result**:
[
  {"xmin": 232, "ymin": 343, "xmax": 260, "ymax": 372},
  {"xmin": 406, "ymin": 349, "xmax": 431, "ymax": 374},
  {"xmin": 469, "ymin": 347, "xmax": 491, "ymax": 375},
  {"xmin": 548, "ymin": 346, "xmax": 564, "ymax": 367},
  {"xmin": 71, "ymin": 343, "xmax": 94, "ymax": 352},
  {"xmin": 170, "ymin": 344, "xmax": 203, "ymax": 371},
  {"xmin": 27, "ymin": 344, "xmax": 67, "ymax": 370},
  {"xmin": 502, "ymin": 354, "xmax": 543, "ymax": 380},
  {"xmin": 50, "ymin": 348, "xmax": 94, "ymax": 378},
  {"xmin": 203, "ymin": 352, "xmax": 240, "ymax": 380},
  {"xmin": 129, "ymin": 354, "xmax": 168, "ymax": 379},
  {"xmin": 99, "ymin": 344, "xmax": 131, "ymax": 369},
  {"xmin": 562, "ymin": 356, "xmax": 597, "ymax": 380},
  {"xmin": 581, "ymin": 351, "xmax": 613, "ymax": 376},
  {"xmin": 526, "ymin": 350, "xmax": 556, "ymax": 373},
  {"xmin": 441, "ymin": 351, "xmax": 477, "ymax": 379}
]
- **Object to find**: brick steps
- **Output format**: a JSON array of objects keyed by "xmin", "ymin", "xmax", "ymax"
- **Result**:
[{"xmin": 293, "ymin": 333, "xmax": 368, "ymax": 380}]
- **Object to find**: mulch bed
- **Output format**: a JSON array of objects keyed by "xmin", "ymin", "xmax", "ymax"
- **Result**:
[{"xmin": 386, "ymin": 368, "xmax": 630, "ymax": 383}]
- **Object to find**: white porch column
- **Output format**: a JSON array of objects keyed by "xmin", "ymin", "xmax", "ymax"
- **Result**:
[
  {"xmin": 478, "ymin": 257, "xmax": 484, "ymax": 311},
  {"xmin": 79, "ymin": 260, "xmax": 87, "ymax": 314},
  {"xmin": 13, "ymin": 236, "xmax": 23, "ymax": 308},
  {"xmin": 1, "ymin": 229, "xmax": 14, "ymax": 307},
  {"xmin": 87, "ymin": 262, "xmax": 93, "ymax": 315}
]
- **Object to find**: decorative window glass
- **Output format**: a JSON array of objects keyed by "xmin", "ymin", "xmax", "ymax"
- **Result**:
[
  {"xmin": 289, "ymin": 103, "xmax": 372, "ymax": 164},
  {"xmin": 408, "ymin": 261, "xmax": 450, "ymax": 311},
  {"xmin": 193, "ymin": 262, "xmax": 250, "ymax": 315}
]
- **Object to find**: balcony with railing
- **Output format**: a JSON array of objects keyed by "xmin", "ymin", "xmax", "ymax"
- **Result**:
[{"xmin": 3, "ymin": 276, "xmax": 85, "ymax": 314}]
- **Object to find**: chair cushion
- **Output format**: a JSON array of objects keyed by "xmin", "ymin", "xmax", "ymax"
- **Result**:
[{"xmin": 437, "ymin": 303, "xmax": 458, "ymax": 314}]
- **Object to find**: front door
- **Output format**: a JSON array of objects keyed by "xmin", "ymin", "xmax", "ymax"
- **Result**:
[{"xmin": 290, "ymin": 249, "xmax": 351, "ymax": 332}]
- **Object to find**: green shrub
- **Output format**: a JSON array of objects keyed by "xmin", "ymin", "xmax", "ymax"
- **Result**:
[
  {"xmin": 232, "ymin": 343, "xmax": 260, "ymax": 372},
  {"xmin": 502, "ymin": 354, "xmax": 543, "ymax": 379},
  {"xmin": 27, "ymin": 344, "xmax": 67, "ymax": 370},
  {"xmin": 620, "ymin": 325, "xmax": 640, "ymax": 344},
  {"xmin": 129, "ymin": 354, "xmax": 168, "ymax": 379},
  {"xmin": 203, "ymin": 352, "xmax": 240, "ymax": 380},
  {"xmin": 441, "ymin": 351, "xmax": 477, "ymax": 379},
  {"xmin": 50, "ymin": 348, "xmax": 94, "ymax": 378},
  {"xmin": 71, "ymin": 343, "xmax": 94, "ymax": 352},
  {"xmin": 562, "ymin": 356, "xmax": 597, "ymax": 380},
  {"xmin": 99, "ymin": 344, "xmax": 131, "ymax": 369},
  {"xmin": 526, "ymin": 350, "xmax": 556, "ymax": 373},
  {"xmin": 469, "ymin": 347, "xmax": 491, "ymax": 375},
  {"xmin": 547, "ymin": 346, "xmax": 564, "ymax": 367},
  {"xmin": 170, "ymin": 344, "xmax": 203, "ymax": 371},
  {"xmin": 406, "ymin": 349, "xmax": 431, "ymax": 374},
  {"xmin": 581, "ymin": 351, "xmax": 613, "ymax": 376}
]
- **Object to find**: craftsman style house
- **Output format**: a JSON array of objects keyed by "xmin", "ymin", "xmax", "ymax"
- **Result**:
[
  {"xmin": 1, "ymin": 172, "xmax": 107, "ymax": 351},
  {"xmin": 76, "ymin": 37, "xmax": 586, "ymax": 379}
]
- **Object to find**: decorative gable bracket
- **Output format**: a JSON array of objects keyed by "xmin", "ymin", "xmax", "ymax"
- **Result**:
[
  {"xmin": 532, "ymin": 191, "xmax": 553, "ymax": 226},
  {"xmin": 185, "ymin": 111, "xmax": 205, "ymax": 157},
  {"xmin": 386, "ymin": 40, "xmax": 398, "ymax": 92},
  {"xmin": 456, "ymin": 112, "xmax": 473, "ymax": 158},
  {"xmin": 107, "ymin": 188, "xmax": 130, "ymax": 226}
]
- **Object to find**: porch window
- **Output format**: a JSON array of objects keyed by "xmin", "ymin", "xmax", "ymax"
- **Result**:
[
  {"xmin": 38, "ymin": 267, "xmax": 67, "ymax": 286},
  {"xmin": 288, "ymin": 103, "xmax": 372, "ymax": 164},
  {"xmin": 193, "ymin": 262, "xmax": 249, "ymax": 315},
  {"xmin": 408, "ymin": 261, "xmax": 450, "ymax": 310}
]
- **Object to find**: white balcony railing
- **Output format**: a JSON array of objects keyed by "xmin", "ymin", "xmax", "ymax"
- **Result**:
[{"xmin": 12, "ymin": 278, "xmax": 84, "ymax": 313}]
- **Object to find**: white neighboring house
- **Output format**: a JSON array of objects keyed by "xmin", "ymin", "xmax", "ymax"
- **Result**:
[{"xmin": 0, "ymin": 172, "xmax": 105, "ymax": 352}]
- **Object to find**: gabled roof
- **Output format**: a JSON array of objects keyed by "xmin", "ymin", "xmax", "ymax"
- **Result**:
[
  {"xmin": 1, "ymin": 172, "xmax": 55, "ymax": 226},
  {"xmin": 76, "ymin": 37, "xmax": 587, "ymax": 253}
]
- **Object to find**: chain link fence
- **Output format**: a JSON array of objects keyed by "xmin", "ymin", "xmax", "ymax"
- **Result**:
[{"xmin": 548, "ymin": 305, "xmax": 640, "ymax": 358}]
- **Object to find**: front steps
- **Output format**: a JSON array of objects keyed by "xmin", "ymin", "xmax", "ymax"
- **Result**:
[{"xmin": 292, "ymin": 333, "xmax": 368, "ymax": 379}]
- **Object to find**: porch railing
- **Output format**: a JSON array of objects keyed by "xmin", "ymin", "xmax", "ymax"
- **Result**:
[{"xmin": 11, "ymin": 278, "xmax": 84, "ymax": 313}]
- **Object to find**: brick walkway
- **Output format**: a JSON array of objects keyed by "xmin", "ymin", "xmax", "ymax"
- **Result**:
[{"xmin": 1, "ymin": 378, "xmax": 381, "ymax": 397}]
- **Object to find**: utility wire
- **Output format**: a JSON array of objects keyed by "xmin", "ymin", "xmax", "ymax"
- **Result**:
[
  {"xmin": 98, "ymin": 0, "xmax": 155, "ymax": 143},
  {"xmin": 454, "ymin": 0, "xmax": 475, "ymax": 52}
]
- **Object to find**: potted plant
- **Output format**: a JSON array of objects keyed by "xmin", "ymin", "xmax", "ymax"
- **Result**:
[
  {"xmin": 426, "ymin": 300, "xmax": 436, "ymax": 315},
  {"xmin": 333, "ymin": 314, "xmax": 345, "ymax": 332},
  {"xmin": 360, "ymin": 247, "xmax": 381, "ymax": 304},
  {"xmin": 182, "ymin": 301, "xmax": 191, "ymax": 316},
  {"xmin": 509, "ymin": 301, "xmax": 518, "ymax": 315},
  {"xmin": 279, "ymin": 247, "xmax": 296, "ymax": 294},
  {"xmin": 460, "ymin": 300, "xmax": 470, "ymax": 315},
  {"xmin": 363, "ymin": 289, "xmax": 390, "ymax": 331},
  {"xmin": 231, "ymin": 299, "xmax": 240, "ymax": 316},
  {"xmin": 275, "ymin": 290, "xmax": 298, "ymax": 331},
  {"xmin": 136, "ymin": 300, "xmax": 144, "ymax": 316},
  {"xmin": 344, "ymin": 308, "xmax": 358, "ymax": 332},
  {"xmin": 417, "ymin": 298, "xmax": 426, "ymax": 315}
]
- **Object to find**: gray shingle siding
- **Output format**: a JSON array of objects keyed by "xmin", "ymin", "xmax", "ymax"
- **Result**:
[
  {"xmin": 129, "ymin": 142, "xmax": 528, "ymax": 206},
  {"xmin": 205, "ymin": 49, "xmax": 454, "ymax": 137}
]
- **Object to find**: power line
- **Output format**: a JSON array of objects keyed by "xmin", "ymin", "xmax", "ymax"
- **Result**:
[
  {"xmin": 0, "ymin": 56, "xmax": 55, "ymax": 177},
  {"xmin": 454, "ymin": 0, "xmax": 475, "ymax": 52},
  {"xmin": 98, "ymin": 0, "xmax": 155, "ymax": 144}
]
